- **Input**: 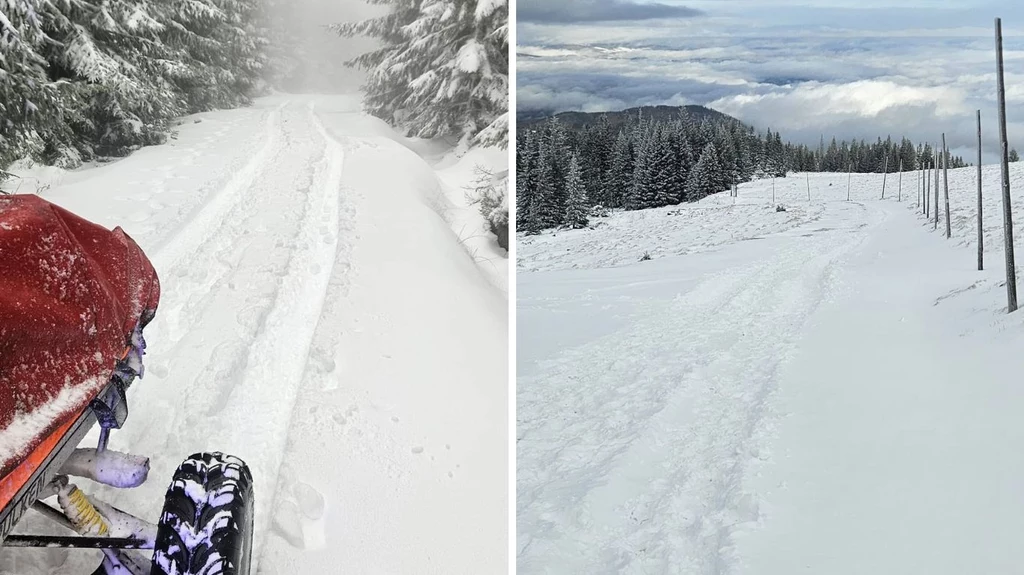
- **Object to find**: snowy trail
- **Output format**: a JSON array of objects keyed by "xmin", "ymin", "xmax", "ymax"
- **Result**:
[
  {"xmin": 734, "ymin": 199, "xmax": 1024, "ymax": 574},
  {"xmin": 258, "ymin": 106, "xmax": 508, "ymax": 574},
  {"xmin": 1, "ymin": 95, "xmax": 507, "ymax": 574},
  {"xmin": 519, "ymin": 166, "xmax": 1024, "ymax": 574},
  {"xmin": 517, "ymin": 197, "xmax": 884, "ymax": 573}
]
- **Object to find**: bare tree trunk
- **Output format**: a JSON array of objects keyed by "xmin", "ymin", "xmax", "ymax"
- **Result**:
[
  {"xmin": 996, "ymin": 17, "xmax": 1018, "ymax": 311},
  {"xmin": 881, "ymin": 155, "xmax": 888, "ymax": 199},
  {"xmin": 978, "ymin": 109, "xmax": 984, "ymax": 271},
  {"xmin": 943, "ymin": 133, "xmax": 951, "ymax": 238}
]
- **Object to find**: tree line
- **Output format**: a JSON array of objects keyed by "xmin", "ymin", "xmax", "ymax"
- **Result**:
[
  {"xmin": 2, "ymin": 0, "xmax": 509, "ymax": 181},
  {"xmin": 517, "ymin": 113, "xmax": 970, "ymax": 232}
]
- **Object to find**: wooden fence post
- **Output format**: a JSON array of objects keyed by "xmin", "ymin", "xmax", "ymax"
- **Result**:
[
  {"xmin": 881, "ymin": 155, "xmax": 888, "ymax": 199},
  {"xmin": 934, "ymin": 147, "xmax": 940, "ymax": 230},
  {"xmin": 978, "ymin": 109, "xmax": 984, "ymax": 271},
  {"xmin": 943, "ymin": 133, "xmax": 951, "ymax": 238},
  {"xmin": 847, "ymin": 165, "xmax": 852, "ymax": 201},
  {"xmin": 898, "ymin": 158, "xmax": 903, "ymax": 201},
  {"xmin": 926, "ymin": 158, "xmax": 931, "ymax": 218},
  {"xmin": 996, "ymin": 17, "xmax": 1018, "ymax": 311}
]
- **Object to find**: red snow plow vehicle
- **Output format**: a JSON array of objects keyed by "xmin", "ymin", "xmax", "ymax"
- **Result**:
[{"xmin": 0, "ymin": 195, "xmax": 253, "ymax": 574}]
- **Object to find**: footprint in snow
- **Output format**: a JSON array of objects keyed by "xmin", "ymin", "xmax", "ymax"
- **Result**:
[{"xmin": 272, "ymin": 482, "xmax": 327, "ymax": 550}]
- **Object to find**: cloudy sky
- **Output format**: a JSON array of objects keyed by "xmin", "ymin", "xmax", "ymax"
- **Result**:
[{"xmin": 517, "ymin": 0, "xmax": 1024, "ymax": 162}]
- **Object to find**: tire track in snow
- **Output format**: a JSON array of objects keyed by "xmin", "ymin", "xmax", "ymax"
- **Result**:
[
  {"xmin": 517, "ymin": 201, "xmax": 884, "ymax": 574},
  {"xmin": 152, "ymin": 101, "xmax": 288, "ymax": 344},
  {"xmin": 154, "ymin": 101, "xmax": 287, "ymax": 273},
  {"xmin": 212, "ymin": 100, "xmax": 343, "ymax": 566},
  {"xmin": 72, "ymin": 100, "xmax": 343, "ymax": 575}
]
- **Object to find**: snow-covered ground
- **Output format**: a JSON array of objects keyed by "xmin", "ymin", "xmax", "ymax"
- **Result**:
[
  {"xmin": 1, "ymin": 94, "xmax": 508, "ymax": 574},
  {"xmin": 517, "ymin": 166, "xmax": 1024, "ymax": 573}
]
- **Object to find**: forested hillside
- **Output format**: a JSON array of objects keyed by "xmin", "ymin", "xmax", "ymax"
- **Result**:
[{"xmin": 517, "ymin": 109, "xmax": 968, "ymax": 232}]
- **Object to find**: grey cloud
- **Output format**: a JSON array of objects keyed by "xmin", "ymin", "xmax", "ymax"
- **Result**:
[
  {"xmin": 518, "ymin": 0, "xmax": 702, "ymax": 23},
  {"xmin": 516, "ymin": 3, "xmax": 1024, "ymax": 162}
]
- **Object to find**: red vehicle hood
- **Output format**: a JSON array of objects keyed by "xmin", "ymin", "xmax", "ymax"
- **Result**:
[{"xmin": 0, "ymin": 195, "xmax": 160, "ymax": 479}]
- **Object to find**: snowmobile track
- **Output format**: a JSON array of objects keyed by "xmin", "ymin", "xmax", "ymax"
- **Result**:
[{"xmin": 518, "ymin": 201, "xmax": 886, "ymax": 574}]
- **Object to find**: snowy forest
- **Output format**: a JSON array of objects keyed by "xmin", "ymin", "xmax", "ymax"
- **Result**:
[
  {"xmin": 0, "ymin": 0, "xmax": 509, "ymax": 178},
  {"xmin": 517, "ymin": 112, "xmax": 969, "ymax": 232}
]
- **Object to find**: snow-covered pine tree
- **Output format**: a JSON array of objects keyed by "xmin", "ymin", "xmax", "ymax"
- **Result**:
[
  {"xmin": 686, "ymin": 142, "xmax": 723, "ymax": 202},
  {"xmin": 564, "ymin": 154, "xmax": 589, "ymax": 228},
  {"xmin": 652, "ymin": 128, "xmax": 677, "ymax": 207},
  {"xmin": 671, "ymin": 126, "xmax": 693, "ymax": 198},
  {"xmin": 516, "ymin": 132, "xmax": 535, "ymax": 230},
  {"xmin": 45, "ymin": 0, "xmax": 184, "ymax": 159},
  {"xmin": 628, "ymin": 123, "xmax": 656, "ymax": 210},
  {"xmin": 532, "ymin": 119, "xmax": 569, "ymax": 227},
  {"xmin": 160, "ymin": 0, "xmax": 267, "ymax": 112},
  {"xmin": 580, "ymin": 116, "xmax": 612, "ymax": 207},
  {"xmin": 0, "ymin": 0, "xmax": 269, "ymax": 169},
  {"xmin": 333, "ymin": 0, "xmax": 508, "ymax": 149},
  {"xmin": 606, "ymin": 129, "xmax": 634, "ymax": 209},
  {"xmin": 0, "ymin": 0, "xmax": 67, "ymax": 168}
]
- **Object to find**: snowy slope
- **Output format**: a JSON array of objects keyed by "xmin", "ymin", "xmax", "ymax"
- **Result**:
[
  {"xmin": 517, "ymin": 166, "xmax": 1024, "ymax": 573},
  {"xmin": 1, "ymin": 95, "xmax": 507, "ymax": 574}
]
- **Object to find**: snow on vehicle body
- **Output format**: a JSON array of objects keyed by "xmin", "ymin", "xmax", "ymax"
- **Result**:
[{"xmin": 0, "ymin": 195, "xmax": 253, "ymax": 574}]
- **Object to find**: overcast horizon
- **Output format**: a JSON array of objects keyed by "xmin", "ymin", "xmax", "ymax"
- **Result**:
[{"xmin": 517, "ymin": 0, "xmax": 1024, "ymax": 163}]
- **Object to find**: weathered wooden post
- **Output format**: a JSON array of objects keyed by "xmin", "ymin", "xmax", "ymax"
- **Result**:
[
  {"xmin": 898, "ymin": 158, "xmax": 903, "ymax": 201},
  {"xmin": 925, "ymin": 159, "xmax": 931, "ymax": 218},
  {"xmin": 943, "ymin": 133, "xmax": 951, "ymax": 238},
  {"xmin": 847, "ymin": 165, "xmax": 852, "ymax": 201},
  {"xmin": 921, "ymin": 162, "xmax": 929, "ymax": 209},
  {"xmin": 881, "ymin": 155, "xmax": 888, "ymax": 199},
  {"xmin": 934, "ymin": 146, "xmax": 940, "ymax": 230},
  {"xmin": 772, "ymin": 177, "xmax": 776, "ymax": 204},
  {"xmin": 978, "ymin": 109, "xmax": 984, "ymax": 271},
  {"xmin": 806, "ymin": 172, "xmax": 811, "ymax": 201},
  {"xmin": 996, "ymin": 17, "xmax": 1018, "ymax": 311}
]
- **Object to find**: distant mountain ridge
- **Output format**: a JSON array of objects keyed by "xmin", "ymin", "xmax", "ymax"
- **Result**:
[{"xmin": 517, "ymin": 105, "xmax": 740, "ymax": 131}]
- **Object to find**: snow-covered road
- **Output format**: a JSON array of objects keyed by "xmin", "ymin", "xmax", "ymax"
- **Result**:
[
  {"xmin": 518, "ymin": 170, "xmax": 1024, "ymax": 573},
  {"xmin": 1, "ymin": 95, "xmax": 507, "ymax": 574}
]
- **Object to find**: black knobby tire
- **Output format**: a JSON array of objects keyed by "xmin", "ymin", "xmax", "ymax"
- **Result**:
[{"xmin": 150, "ymin": 452, "xmax": 254, "ymax": 575}]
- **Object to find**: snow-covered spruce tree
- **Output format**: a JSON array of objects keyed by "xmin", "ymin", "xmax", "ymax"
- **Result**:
[
  {"xmin": 0, "ymin": 0, "xmax": 267, "ymax": 169},
  {"xmin": 516, "ymin": 131, "xmax": 539, "ymax": 230},
  {"xmin": 160, "ymin": 0, "xmax": 267, "ymax": 112},
  {"xmin": 332, "ymin": 0, "xmax": 509, "ymax": 149},
  {"xmin": 686, "ymin": 142, "xmax": 723, "ymax": 202},
  {"xmin": 652, "ymin": 128, "xmax": 678, "ymax": 207},
  {"xmin": 42, "ymin": 0, "xmax": 186, "ymax": 159},
  {"xmin": 628, "ymin": 123, "xmax": 656, "ymax": 210},
  {"xmin": 606, "ymin": 129, "xmax": 634, "ymax": 209},
  {"xmin": 564, "ymin": 153, "xmax": 588, "ymax": 229},
  {"xmin": 0, "ymin": 0, "xmax": 67, "ymax": 168}
]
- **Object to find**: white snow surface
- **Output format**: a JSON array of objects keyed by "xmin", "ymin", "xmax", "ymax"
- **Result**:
[
  {"xmin": 517, "ymin": 167, "xmax": 1024, "ymax": 573},
  {"xmin": 1, "ymin": 94, "xmax": 507, "ymax": 574}
]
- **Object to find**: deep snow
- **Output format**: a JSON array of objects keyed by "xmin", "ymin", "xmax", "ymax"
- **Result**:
[
  {"xmin": 517, "ymin": 166, "xmax": 1024, "ymax": 573},
  {"xmin": 1, "ymin": 94, "xmax": 508, "ymax": 574}
]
